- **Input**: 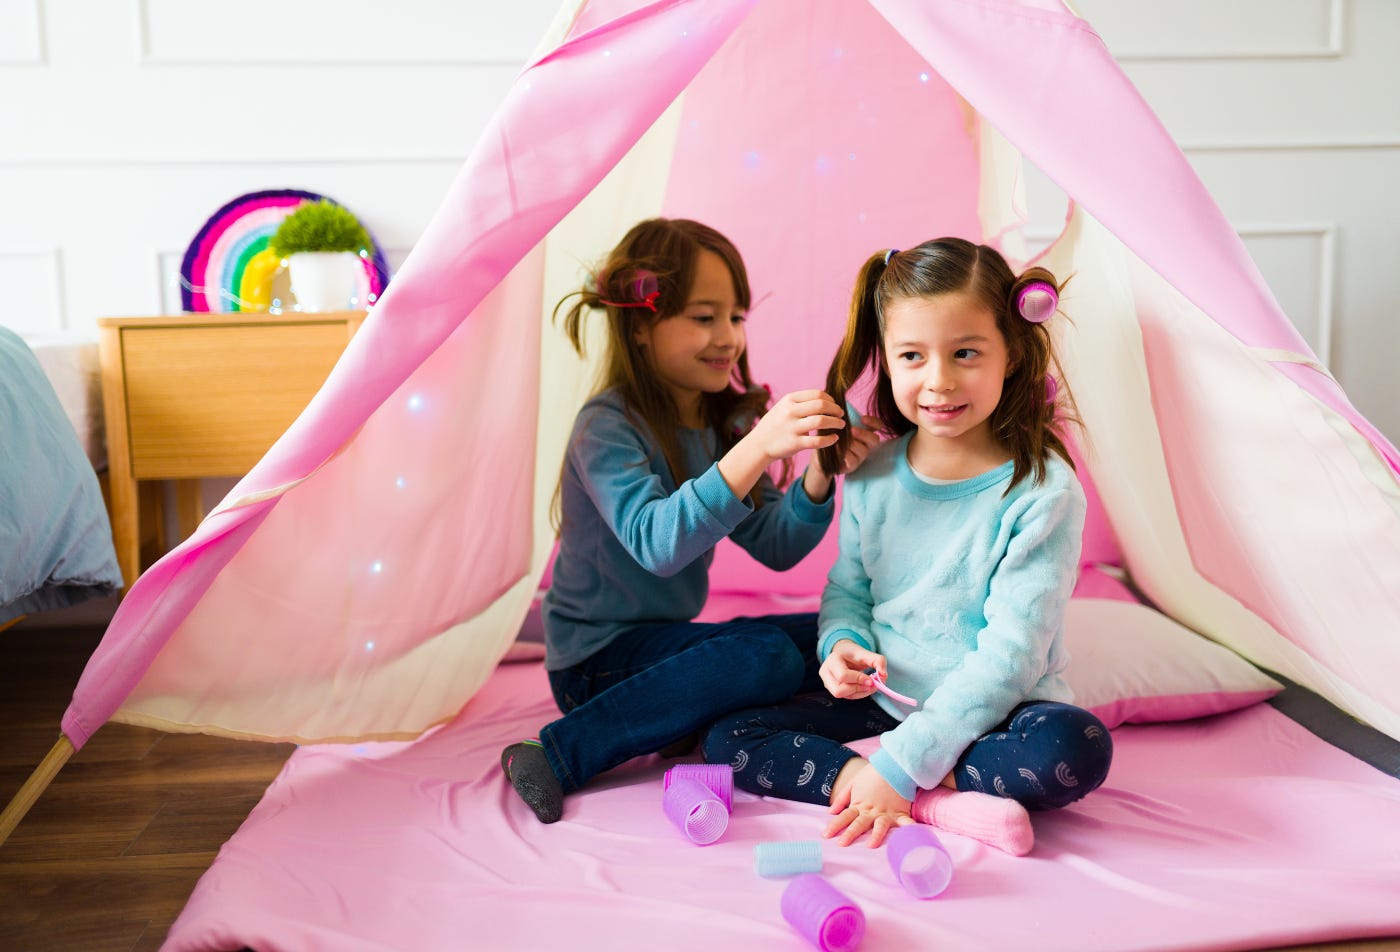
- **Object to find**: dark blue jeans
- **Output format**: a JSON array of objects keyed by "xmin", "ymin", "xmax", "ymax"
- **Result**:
[
  {"xmin": 704, "ymin": 695, "xmax": 1112, "ymax": 811},
  {"xmin": 539, "ymin": 613, "xmax": 823, "ymax": 793}
]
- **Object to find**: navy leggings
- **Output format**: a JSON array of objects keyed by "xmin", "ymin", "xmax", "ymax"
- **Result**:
[{"xmin": 703, "ymin": 694, "xmax": 1112, "ymax": 811}]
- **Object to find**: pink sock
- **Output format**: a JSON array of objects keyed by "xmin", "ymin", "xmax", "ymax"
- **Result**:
[{"xmin": 912, "ymin": 787, "xmax": 1035, "ymax": 856}]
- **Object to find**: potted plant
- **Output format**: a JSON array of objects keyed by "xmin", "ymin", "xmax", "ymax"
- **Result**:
[{"xmin": 270, "ymin": 200, "xmax": 372, "ymax": 312}]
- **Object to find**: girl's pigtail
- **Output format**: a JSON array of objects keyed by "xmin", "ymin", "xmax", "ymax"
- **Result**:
[
  {"xmin": 818, "ymin": 252, "xmax": 890, "ymax": 475},
  {"xmin": 552, "ymin": 279, "xmax": 607, "ymax": 358},
  {"xmin": 997, "ymin": 266, "xmax": 1076, "ymax": 488}
]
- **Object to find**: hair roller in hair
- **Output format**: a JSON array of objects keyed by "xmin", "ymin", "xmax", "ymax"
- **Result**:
[
  {"xmin": 1016, "ymin": 280, "xmax": 1058, "ymax": 323},
  {"xmin": 1045, "ymin": 374, "xmax": 1058, "ymax": 405},
  {"xmin": 599, "ymin": 269, "xmax": 661, "ymax": 311}
]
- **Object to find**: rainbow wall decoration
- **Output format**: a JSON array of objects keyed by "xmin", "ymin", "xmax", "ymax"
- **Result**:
[{"xmin": 180, "ymin": 189, "xmax": 390, "ymax": 312}]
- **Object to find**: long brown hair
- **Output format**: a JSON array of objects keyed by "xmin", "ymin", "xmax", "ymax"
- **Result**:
[
  {"xmin": 554, "ymin": 218, "xmax": 780, "ymax": 511},
  {"xmin": 818, "ymin": 237, "xmax": 1077, "ymax": 490}
]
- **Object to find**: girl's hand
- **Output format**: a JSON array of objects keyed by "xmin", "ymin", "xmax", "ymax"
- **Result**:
[
  {"xmin": 819, "ymin": 640, "xmax": 886, "ymax": 700},
  {"xmin": 749, "ymin": 389, "xmax": 845, "ymax": 463},
  {"xmin": 824, "ymin": 762, "xmax": 913, "ymax": 848},
  {"xmin": 804, "ymin": 414, "xmax": 881, "ymax": 501},
  {"xmin": 720, "ymin": 389, "xmax": 845, "ymax": 501},
  {"xmin": 838, "ymin": 414, "xmax": 882, "ymax": 475}
]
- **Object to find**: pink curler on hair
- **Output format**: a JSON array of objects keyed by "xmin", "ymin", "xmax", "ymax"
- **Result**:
[
  {"xmin": 1016, "ymin": 280, "xmax": 1058, "ymax": 324},
  {"xmin": 599, "ymin": 269, "xmax": 660, "ymax": 311},
  {"xmin": 868, "ymin": 672, "xmax": 917, "ymax": 706}
]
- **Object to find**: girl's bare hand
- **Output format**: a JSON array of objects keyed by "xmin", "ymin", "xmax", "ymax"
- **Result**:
[
  {"xmin": 824, "ymin": 762, "xmax": 913, "ymax": 848},
  {"xmin": 750, "ymin": 389, "xmax": 845, "ymax": 463},
  {"xmin": 838, "ymin": 414, "xmax": 882, "ymax": 475},
  {"xmin": 820, "ymin": 640, "xmax": 886, "ymax": 700}
]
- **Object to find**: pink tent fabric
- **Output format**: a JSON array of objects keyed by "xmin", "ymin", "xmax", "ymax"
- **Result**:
[{"xmin": 62, "ymin": 0, "xmax": 1400, "ymax": 755}]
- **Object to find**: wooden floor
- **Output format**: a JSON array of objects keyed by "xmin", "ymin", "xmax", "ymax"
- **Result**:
[
  {"xmin": 1, "ymin": 605, "xmax": 1397, "ymax": 952},
  {"xmin": 0, "ymin": 615, "xmax": 292, "ymax": 952}
]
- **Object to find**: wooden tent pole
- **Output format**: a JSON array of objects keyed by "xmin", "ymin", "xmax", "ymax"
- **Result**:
[{"xmin": 0, "ymin": 734, "xmax": 75, "ymax": 847}]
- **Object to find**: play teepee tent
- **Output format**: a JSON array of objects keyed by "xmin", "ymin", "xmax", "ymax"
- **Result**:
[{"xmin": 6, "ymin": 0, "xmax": 1399, "ymax": 842}]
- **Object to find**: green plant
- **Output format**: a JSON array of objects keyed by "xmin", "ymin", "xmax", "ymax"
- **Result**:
[{"xmin": 270, "ymin": 200, "xmax": 371, "ymax": 256}]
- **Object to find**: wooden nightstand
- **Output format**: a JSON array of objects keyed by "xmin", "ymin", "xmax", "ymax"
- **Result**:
[{"xmin": 97, "ymin": 311, "xmax": 365, "ymax": 589}]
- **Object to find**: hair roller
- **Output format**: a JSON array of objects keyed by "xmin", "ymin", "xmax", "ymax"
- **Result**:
[
  {"xmin": 599, "ymin": 268, "xmax": 661, "ymax": 311},
  {"xmin": 1016, "ymin": 279, "xmax": 1058, "ymax": 324}
]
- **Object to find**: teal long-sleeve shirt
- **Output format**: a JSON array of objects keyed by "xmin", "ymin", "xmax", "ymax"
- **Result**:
[
  {"xmin": 818, "ymin": 432, "xmax": 1085, "ymax": 800},
  {"xmin": 543, "ymin": 389, "xmax": 834, "ymax": 671}
]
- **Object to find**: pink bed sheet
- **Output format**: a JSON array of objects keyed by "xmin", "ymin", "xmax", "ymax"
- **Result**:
[{"xmin": 165, "ymin": 661, "xmax": 1400, "ymax": 952}]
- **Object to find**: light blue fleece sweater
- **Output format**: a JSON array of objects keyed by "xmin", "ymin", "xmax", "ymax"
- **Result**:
[
  {"xmin": 543, "ymin": 389, "xmax": 834, "ymax": 671},
  {"xmin": 818, "ymin": 431, "xmax": 1085, "ymax": 801}
]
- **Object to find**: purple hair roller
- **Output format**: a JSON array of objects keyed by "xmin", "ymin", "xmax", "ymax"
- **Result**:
[
  {"xmin": 599, "ymin": 269, "xmax": 661, "ymax": 311},
  {"xmin": 781, "ymin": 874, "xmax": 865, "ymax": 952},
  {"xmin": 886, "ymin": 825, "xmax": 954, "ymax": 899},
  {"xmin": 1045, "ymin": 374, "xmax": 1058, "ymax": 405},
  {"xmin": 664, "ymin": 763, "xmax": 733, "ymax": 811},
  {"xmin": 1016, "ymin": 279, "xmax": 1058, "ymax": 323},
  {"xmin": 662, "ymin": 776, "xmax": 728, "ymax": 845}
]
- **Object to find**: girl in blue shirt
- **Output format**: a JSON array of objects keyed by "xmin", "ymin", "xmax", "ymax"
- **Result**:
[
  {"xmin": 502, "ymin": 218, "xmax": 878, "ymax": 824},
  {"xmin": 703, "ymin": 238, "xmax": 1112, "ymax": 854}
]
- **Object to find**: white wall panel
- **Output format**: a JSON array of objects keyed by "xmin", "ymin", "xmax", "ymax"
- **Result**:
[
  {"xmin": 1186, "ymin": 148, "xmax": 1399, "ymax": 440},
  {"xmin": 0, "ymin": 0, "xmax": 43, "ymax": 64},
  {"xmin": 139, "ymin": 0, "xmax": 559, "ymax": 65},
  {"xmin": 0, "ymin": 160, "xmax": 459, "ymax": 334},
  {"xmin": 1092, "ymin": 2, "xmax": 1400, "ymax": 149},
  {"xmin": 1074, "ymin": 0, "xmax": 1340, "ymax": 59},
  {"xmin": 0, "ymin": 250, "xmax": 64, "ymax": 335},
  {"xmin": 2, "ymin": 0, "xmax": 1396, "ymax": 445},
  {"xmin": 1237, "ymin": 227, "xmax": 1334, "ymax": 366}
]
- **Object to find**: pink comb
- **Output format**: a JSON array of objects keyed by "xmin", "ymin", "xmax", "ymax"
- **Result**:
[{"xmin": 869, "ymin": 673, "xmax": 917, "ymax": 706}]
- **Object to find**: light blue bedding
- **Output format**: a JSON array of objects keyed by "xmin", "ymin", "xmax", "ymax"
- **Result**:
[{"xmin": 0, "ymin": 326, "xmax": 122, "ymax": 622}]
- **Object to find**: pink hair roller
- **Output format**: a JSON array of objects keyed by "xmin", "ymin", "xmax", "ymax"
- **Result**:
[
  {"xmin": 664, "ymin": 763, "xmax": 733, "ymax": 812},
  {"xmin": 662, "ymin": 776, "xmax": 728, "ymax": 845},
  {"xmin": 599, "ymin": 269, "xmax": 660, "ymax": 311},
  {"xmin": 1016, "ymin": 280, "xmax": 1058, "ymax": 323},
  {"xmin": 781, "ymin": 874, "xmax": 865, "ymax": 951},
  {"xmin": 886, "ymin": 825, "xmax": 954, "ymax": 899}
]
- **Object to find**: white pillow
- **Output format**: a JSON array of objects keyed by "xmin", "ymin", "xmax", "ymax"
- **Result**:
[{"xmin": 1062, "ymin": 598, "xmax": 1282, "ymax": 729}]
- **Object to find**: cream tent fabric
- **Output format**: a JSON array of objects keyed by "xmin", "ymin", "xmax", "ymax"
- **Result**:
[{"xmin": 61, "ymin": 0, "xmax": 1400, "ymax": 753}]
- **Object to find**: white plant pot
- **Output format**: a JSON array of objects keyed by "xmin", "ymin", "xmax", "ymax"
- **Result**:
[{"xmin": 286, "ymin": 251, "xmax": 360, "ymax": 312}]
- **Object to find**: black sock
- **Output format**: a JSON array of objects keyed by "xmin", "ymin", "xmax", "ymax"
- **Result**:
[{"xmin": 501, "ymin": 740, "xmax": 564, "ymax": 824}]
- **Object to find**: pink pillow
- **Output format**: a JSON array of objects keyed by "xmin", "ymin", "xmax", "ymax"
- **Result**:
[{"xmin": 1063, "ymin": 598, "xmax": 1282, "ymax": 729}]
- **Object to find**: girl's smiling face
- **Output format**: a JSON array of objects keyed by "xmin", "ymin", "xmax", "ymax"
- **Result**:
[
  {"xmin": 634, "ymin": 249, "xmax": 747, "ymax": 424},
  {"xmin": 882, "ymin": 290, "xmax": 1012, "ymax": 463}
]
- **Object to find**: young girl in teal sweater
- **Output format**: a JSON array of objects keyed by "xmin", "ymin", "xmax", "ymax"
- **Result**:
[{"xmin": 704, "ymin": 238, "xmax": 1112, "ymax": 854}]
